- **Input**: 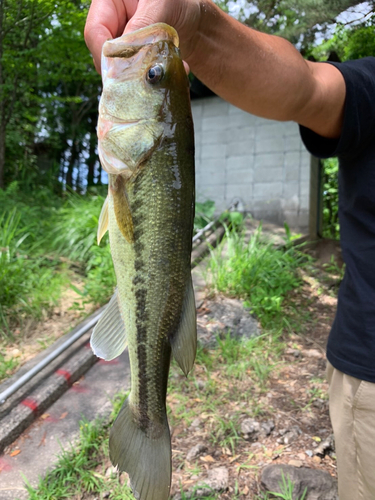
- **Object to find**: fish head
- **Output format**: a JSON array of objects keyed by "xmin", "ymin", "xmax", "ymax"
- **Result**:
[{"xmin": 98, "ymin": 23, "xmax": 188, "ymax": 176}]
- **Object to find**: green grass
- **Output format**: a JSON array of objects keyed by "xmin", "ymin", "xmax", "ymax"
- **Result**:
[
  {"xmin": 0, "ymin": 208, "xmax": 70, "ymax": 339},
  {"xmin": 0, "ymin": 352, "xmax": 19, "ymax": 381},
  {"xmin": 256, "ymin": 472, "xmax": 307, "ymax": 499},
  {"xmin": 208, "ymin": 222, "xmax": 307, "ymax": 329},
  {"xmin": 25, "ymin": 393, "xmax": 133, "ymax": 500}
]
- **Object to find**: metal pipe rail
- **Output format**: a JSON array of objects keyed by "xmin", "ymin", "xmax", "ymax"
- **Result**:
[{"xmin": 0, "ymin": 311, "xmax": 103, "ymax": 405}]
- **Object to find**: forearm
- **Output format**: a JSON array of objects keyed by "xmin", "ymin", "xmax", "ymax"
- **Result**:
[{"xmin": 188, "ymin": 1, "xmax": 345, "ymax": 138}]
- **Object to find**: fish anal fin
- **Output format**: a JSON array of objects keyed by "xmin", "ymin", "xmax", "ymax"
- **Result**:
[
  {"xmin": 109, "ymin": 397, "xmax": 171, "ymax": 500},
  {"xmin": 97, "ymin": 196, "xmax": 109, "ymax": 245},
  {"xmin": 90, "ymin": 289, "xmax": 127, "ymax": 361},
  {"xmin": 171, "ymin": 275, "xmax": 197, "ymax": 376}
]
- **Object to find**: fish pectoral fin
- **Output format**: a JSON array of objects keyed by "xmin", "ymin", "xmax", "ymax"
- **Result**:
[
  {"xmin": 170, "ymin": 275, "xmax": 197, "ymax": 376},
  {"xmin": 110, "ymin": 397, "xmax": 171, "ymax": 500},
  {"xmin": 97, "ymin": 195, "xmax": 109, "ymax": 245},
  {"xmin": 90, "ymin": 289, "xmax": 127, "ymax": 360}
]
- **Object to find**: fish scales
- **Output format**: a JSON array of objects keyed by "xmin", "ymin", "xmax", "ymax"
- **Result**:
[{"xmin": 91, "ymin": 23, "xmax": 197, "ymax": 500}]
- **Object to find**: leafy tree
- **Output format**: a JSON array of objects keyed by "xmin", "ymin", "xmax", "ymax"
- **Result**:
[
  {"xmin": 36, "ymin": 1, "xmax": 101, "ymax": 190},
  {"xmin": 310, "ymin": 15, "xmax": 375, "ymax": 61},
  {"xmin": 216, "ymin": 0, "xmax": 375, "ymax": 46},
  {"xmin": 0, "ymin": 0, "xmax": 101, "ymax": 191},
  {"xmin": 0, "ymin": 0, "xmax": 56, "ymax": 188}
]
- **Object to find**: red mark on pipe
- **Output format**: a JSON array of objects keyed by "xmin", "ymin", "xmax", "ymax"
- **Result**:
[
  {"xmin": 56, "ymin": 369, "xmax": 72, "ymax": 385},
  {"xmin": 20, "ymin": 398, "xmax": 38, "ymax": 414}
]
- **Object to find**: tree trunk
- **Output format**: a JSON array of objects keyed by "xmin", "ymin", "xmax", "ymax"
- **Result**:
[
  {"xmin": 66, "ymin": 140, "xmax": 78, "ymax": 189},
  {"xmin": 87, "ymin": 116, "xmax": 97, "ymax": 187}
]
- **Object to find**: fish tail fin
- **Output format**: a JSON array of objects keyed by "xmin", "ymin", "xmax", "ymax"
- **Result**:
[{"xmin": 109, "ymin": 396, "xmax": 171, "ymax": 500}]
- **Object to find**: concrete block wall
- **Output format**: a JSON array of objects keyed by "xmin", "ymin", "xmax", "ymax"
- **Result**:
[{"xmin": 192, "ymin": 96, "xmax": 311, "ymax": 230}]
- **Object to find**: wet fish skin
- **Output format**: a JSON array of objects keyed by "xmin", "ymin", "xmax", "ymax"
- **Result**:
[{"xmin": 91, "ymin": 24, "xmax": 196, "ymax": 500}]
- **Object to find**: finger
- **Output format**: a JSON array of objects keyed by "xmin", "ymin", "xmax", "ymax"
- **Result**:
[
  {"xmin": 84, "ymin": 0, "xmax": 126, "ymax": 72},
  {"xmin": 124, "ymin": 0, "xmax": 167, "ymax": 34},
  {"xmin": 183, "ymin": 61, "xmax": 190, "ymax": 74}
]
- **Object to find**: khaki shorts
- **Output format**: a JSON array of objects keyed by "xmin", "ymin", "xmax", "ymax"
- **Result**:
[{"xmin": 327, "ymin": 361, "xmax": 375, "ymax": 500}]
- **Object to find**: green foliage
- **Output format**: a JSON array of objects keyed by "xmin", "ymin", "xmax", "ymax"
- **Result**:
[
  {"xmin": 0, "ymin": 0, "xmax": 101, "ymax": 190},
  {"xmin": 208, "ymin": 223, "xmax": 305, "ymax": 327},
  {"xmin": 51, "ymin": 193, "xmax": 104, "ymax": 263},
  {"xmin": 0, "ymin": 352, "xmax": 19, "ymax": 382},
  {"xmin": 322, "ymin": 158, "xmax": 340, "ymax": 239},
  {"xmin": 194, "ymin": 200, "xmax": 216, "ymax": 231},
  {"xmin": 25, "ymin": 417, "xmax": 133, "ymax": 500},
  {"xmin": 214, "ymin": 0, "xmax": 374, "ymax": 47},
  {"xmin": 311, "ymin": 17, "xmax": 375, "ymax": 62},
  {"xmin": 0, "ymin": 205, "xmax": 68, "ymax": 338}
]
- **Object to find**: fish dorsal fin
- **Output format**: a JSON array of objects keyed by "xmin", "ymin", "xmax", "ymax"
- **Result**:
[
  {"xmin": 90, "ymin": 289, "xmax": 127, "ymax": 360},
  {"xmin": 170, "ymin": 276, "xmax": 197, "ymax": 376},
  {"xmin": 97, "ymin": 196, "xmax": 109, "ymax": 245}
]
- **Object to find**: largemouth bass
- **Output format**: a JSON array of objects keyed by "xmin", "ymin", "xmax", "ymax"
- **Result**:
[{"xmin": 90, "ymin": 24, "xmax": 196, "ymax": 500}]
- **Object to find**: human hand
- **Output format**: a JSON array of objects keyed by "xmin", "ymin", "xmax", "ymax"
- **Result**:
[{"xmin": 84, "ymin": 0, "xmax": 202, "ymax": 73}]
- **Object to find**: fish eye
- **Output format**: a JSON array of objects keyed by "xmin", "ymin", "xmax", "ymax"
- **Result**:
[{"xmin": 146, "ymin": 65, "xmax": 164, "ymax": 84}]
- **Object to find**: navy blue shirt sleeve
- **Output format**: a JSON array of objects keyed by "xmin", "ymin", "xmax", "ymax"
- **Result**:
[{"xmin": 300, "ymin": 57, "xmax": 375, "ymax": 160}]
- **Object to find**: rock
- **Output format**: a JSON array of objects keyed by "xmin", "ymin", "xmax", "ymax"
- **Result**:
[
  {"xmin": 194, "ymin": 467, "xmax": 229, "ymax": 497},
  {"xmin": 102, "ymin": 492, "xmax": 110, "ymax": 499},
  {"xmin": 241, "ymin": 418, "xmax": 261, "ymax": 440},
  {"xmin": 189, "ymin": 417, "xmax": 202, "ymax": 429},
  {"xmin": 312, "ymin": 398, "xmax": 326, "ymax": 409},
  {"xmin": 261, "ymin": 420, "xmax": 275, "ymax": 436},
  {"xmin": 186, "ymin": 443, "xmax": 208, "ymax": 462},
  {"xmin": 173, "ymin": 467, "xmax": 229, "ymax": 500},
  {"xmin": 195, "ymin": 380, "xmax": 206, "ymax": 390},
  {"xmin": 261, "ymin": 464, "xmax": 338, "ymax": 500},
  {"xmin": 286, "ymin": 348, "xmax": 301, "ymax": 358},
  {"xmin": 105, "ymin": 466, "xmax": 117, "ymax": 477},
  {"xmin": 197, "ymin": 296, "xmax": 260, "ymax": 347},
  {"xmin": 276, "ymin": 426, "xmax": 302, "ymax": 445},
  {"xmin": 315, "ymin": 434, "xmax": 335, "ymax": 457},
  {"xmin": 304, "ymin": 349, "xmax": 322, "ymax": 359},
  {"xmin": 288, "ymin": 460, "xmax": 303, "ymax": 467}
]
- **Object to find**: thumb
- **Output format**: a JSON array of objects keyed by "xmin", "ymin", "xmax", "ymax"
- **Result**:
[{"xmin": 124, "ymin": 1, "xmax": 168, "ymax": 34}]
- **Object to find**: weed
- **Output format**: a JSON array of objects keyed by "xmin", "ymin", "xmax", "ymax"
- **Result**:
[
  {"xmin": 0, "ymin": 208, "xmax": 69, "ymax": 337},
  {"xmin": 208, "ymin": 223, "xmax": 306, "ymax": 329},
  {"xmin": 0, "ymin": 352, "xmax": 19, "ymax": 382},
  {"xmin": 257, "ymin": 472, "xmax": 308, "ymax": 500},
  {"xmin": 209, "ymin": 414, "xmax": 241, "ymax": 455},
  {"xmin": 25, "ymin": 417, "xmax": 133, "ymax": 500},
  {"xmin": 194, "ymin": 200, "xmax": 215, "ymax": 232}
]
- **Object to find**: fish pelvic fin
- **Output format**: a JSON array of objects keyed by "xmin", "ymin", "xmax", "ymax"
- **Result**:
[
  {"xmin": 90, "ymin": 289, "xmax": 127, "ymax": 360},
  {"xmin": 97, "ymin": 195, "xmax": 109, "ymax": 245},
  {"xmin": 112, "ymin": 175, "xmax": 134, "ymax": 244},
  {"xmin": 109, "ymin": 397, "xmax": 171, "ymax": 500},
  {"xmin": 171, "ymin": 275, "xmax": 197, "ymax": 376}
]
